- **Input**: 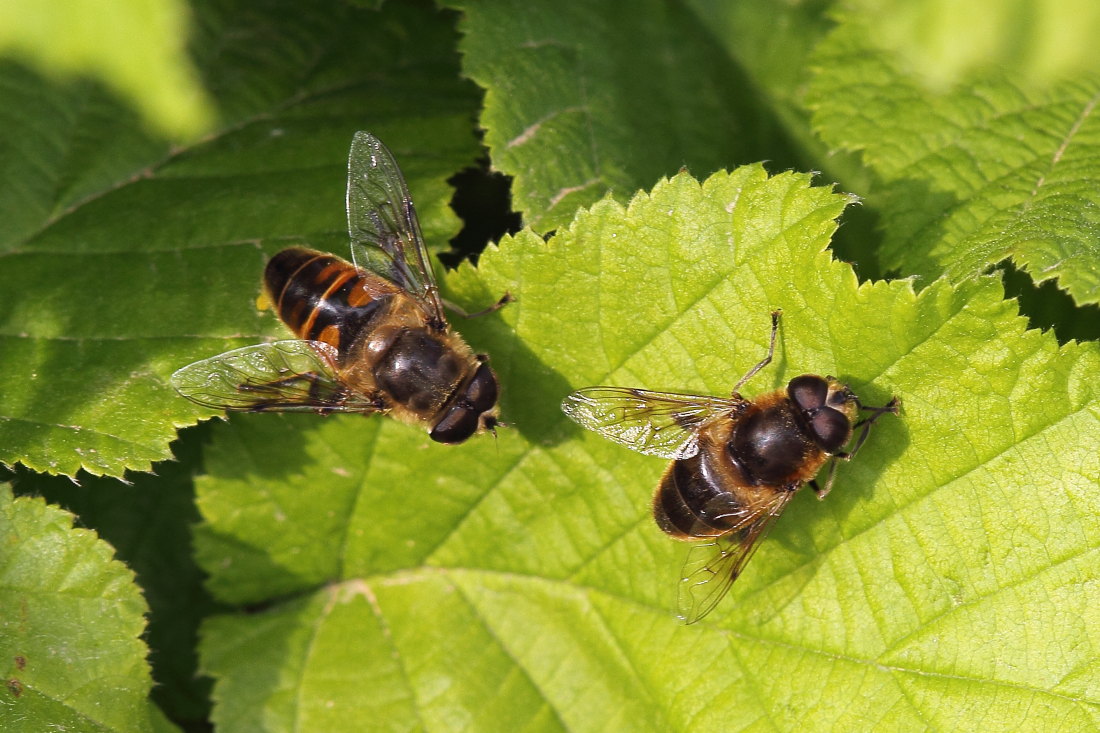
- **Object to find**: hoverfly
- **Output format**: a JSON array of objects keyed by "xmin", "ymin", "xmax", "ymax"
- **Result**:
[
  {"xmin": 172, "ymin": 132, "xmax": 502, "ymax": 443},
  {"xmin": 561, "ymin": 312, "xmax": 898, "ymax": 622}
]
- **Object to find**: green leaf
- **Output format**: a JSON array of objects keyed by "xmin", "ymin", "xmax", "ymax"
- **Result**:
[
  {"xmin": 18, "ymin": 425, "xmax": 217, "ymax": 725},
  {"xmin": 843, "ymin": 0, "xmax": 1100, "ymax": 88},
  {"xmin": 0, "ymin": 0, "xmax": 481, "ymax": 478},
  {"xmin": 0, "ymin": 0, "xmax": 215, "ymax": 140},
  {"xmin": 0, "ymin": 485, "xmax": 159, "ymax": 732},
  {"xmin": 196, "ymin": 168, "xmax": 1100, "ymax": 729},
  {"xmin": 445, "ymin": 0, "xmax": 802, "ymax": 231},
  {"xmin": 808, "ymin": 13, "xmax": 1100, "ymax": 306},
  {"xmin": 6, "ymin": 3, "xmax": 1100, "ymax": 729}
]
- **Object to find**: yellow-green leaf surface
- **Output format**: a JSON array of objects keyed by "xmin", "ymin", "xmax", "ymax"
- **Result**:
[
  {"xmin": 0, "ymin": 486, "xmax": 159, "ymax": 732},
  {"xmin": 196, "ymin": 168, "xmax": 1100, "ymax": 730},
  {"xmin": 843, "ymin": 0, "xmax": 1100, "ymax": 88},
  {"xmin": 10, "ymin": 427, "xmax": 217, "ymax": 726},
  {"xmin": 0, "ymin": 0, "xmax": 214, "ymax": 140},
  {"xmin": 0, "ymin": 0, "xmax": 480, "ymax": 478},
  {"xmin": 808, "ymin": 13, "xmax": 1100, "ymax": 306}
]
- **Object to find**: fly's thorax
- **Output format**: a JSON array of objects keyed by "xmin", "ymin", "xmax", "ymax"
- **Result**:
[
  {"xmin": 724, "ymin": 374, "xmax": 863, "ymax": 491},
  {"xmin": 333, "ymin": 292, "xmax": 449, "ymax": 397},
  {"xmin": 371, "ymin": 327, "xmax": 472, "ymax": 413},
  {"xmin": 726, "ymin": 393, "xmax": 823, "ymax": 487},
  {"xmin": 368, "ymin": 325, "xmax": 499, "ymax": 444},
  {"xmin": 354, "ymin": 294, "xmax": 438, "ymax": 362},
  {"xmin": 327, "ymin": 288, "xmax": 499, "ymax": 444}
]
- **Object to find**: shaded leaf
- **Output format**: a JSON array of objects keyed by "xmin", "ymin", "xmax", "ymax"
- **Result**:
[
  {"xmin": 0, "ymin": 0, "xmax": 481, "ymax": 477},
  {"xmin": 197, "ymin": 167, "xmax": 1100, "ymax": 729},
  {"xmin": 445, "ymin": 0, "xmax": 801, "ymax": 231}
]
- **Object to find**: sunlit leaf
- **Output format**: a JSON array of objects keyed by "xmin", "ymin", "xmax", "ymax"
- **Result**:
[
  {"xmin": 13, "ymin": 426, "xmax": 216, "ymax": 725},
  {"xmin": 0, "ymin": 486, "xmax": 158, "ymax": 731},
  {"xmin": 196, "ymin": 167, "xmax": 1100, "ymax": 729},
  {"xmin": 844, "ymin": 0, "xmax": 1100, "ymax": 88},
  {"xmin": 0, "ymin": 0, "xmax": 214, "ymax": 139}
]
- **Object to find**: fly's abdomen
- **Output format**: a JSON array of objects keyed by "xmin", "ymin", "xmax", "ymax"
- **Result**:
[
  {"xmin": 264, "ymin": 247, "xmax": 390, "ymax": 357},
  {"xmin": 654, "ymin": 449, "xmax": 750, "ymax": 540}
]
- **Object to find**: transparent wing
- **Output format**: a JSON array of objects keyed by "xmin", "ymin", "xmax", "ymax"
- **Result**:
[
  {"xmin": 676, "ymin": 489, "xmax": 797, "ymax": 624},
  {"xmin": 170, "ymin": 340, "xmax": 381, "ymax": 414},
  {"xmin": 561, "ymin": 387, "xmax": 744, "ymax": 459},
  {"xmin": 345, "ymin": 131, "xmax": 445, "ymax": 323}
]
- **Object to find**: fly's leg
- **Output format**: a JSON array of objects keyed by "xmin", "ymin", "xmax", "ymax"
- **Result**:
[{"xmin": 732, "ymin": 310, "xmax": 781, "ymax": 394}]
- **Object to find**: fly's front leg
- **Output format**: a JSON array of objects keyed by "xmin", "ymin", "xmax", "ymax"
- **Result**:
[
  {"xmin": 732, "ymin": 310, "xmax": 781, "ymax": 394},
  {"xmin": 443, "ymin": 292, "xmax": 514, "ymax": 319}
]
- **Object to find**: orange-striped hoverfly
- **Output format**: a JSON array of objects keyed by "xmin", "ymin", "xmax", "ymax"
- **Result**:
[
  {"xmin": 561, "ymin": 312, "xmax": 898, "ymax": 623},
  {"xmin": 171, "ymin": 132, "xmax": 503, "ymax": 443}
]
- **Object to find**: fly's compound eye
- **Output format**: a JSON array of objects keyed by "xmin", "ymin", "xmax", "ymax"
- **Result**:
[
  {"xmin": 810, "ymin": 408, "xmax": 851, "ymax": 453},
  {"xmin": 430, "ymin": 406, "xmax": 481, "ymax": 443},
  {"xmin": 428, "ymin": 363, "xmax": 499, "ymax": 444},
  {"xmin": 464, "ymin": 362, "xmax": 498, "ymax": 412},
  {"xmin": 789, "ymin": 375, "xmax": 852, "ymax": 453},
  {"xmin": 787, "ymin": 374, "xmax": 828, "ymax": 411}
]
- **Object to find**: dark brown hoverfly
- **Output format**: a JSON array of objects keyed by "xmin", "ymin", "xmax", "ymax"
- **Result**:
[
  {"xmin": 171, "ymin": 132, "xmax": 501, "ymax": 443},
  {"xmin": 561, "ymin": 312, "xmax": 898, "ymax": 623}
]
